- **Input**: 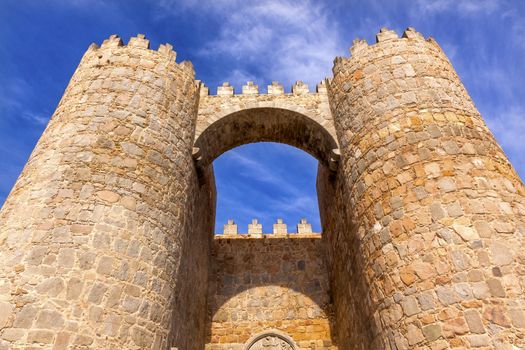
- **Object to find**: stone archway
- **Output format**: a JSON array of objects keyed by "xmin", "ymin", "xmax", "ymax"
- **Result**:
[
  {"xmin": 196, "ymin": 102, "xmax": 341, "ymax": 350},
  {"xmin": 244, "ymin": 330, "xmax": 298, "ymax": 350},
  {"xmin": 194, "ymin": 107, "xmax": 339, "ymax": 169}
]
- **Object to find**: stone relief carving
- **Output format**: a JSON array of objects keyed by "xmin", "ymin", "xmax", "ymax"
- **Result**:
[
  {"xmin": 248, "ymin": 336, "xmax": 293, "ymax": 350},
  {"xmin": 245, "ymin": 331, "xmax": 297, "ymax": 350}
]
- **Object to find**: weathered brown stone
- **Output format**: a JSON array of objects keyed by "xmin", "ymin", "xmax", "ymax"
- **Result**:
[
  {"xmin": 509, "ymin": 309, "xmax": 525, "ymax": 328},
  {"xmin": 53, "ymin": 332, "xmax": 71, "ymax": 350},
  {"xmin": 452, "ymin": 224, "xmax": 479, "ymax": 241},
  {"xmin": 1, "ymin": 328, "xmax": 24, "ymax": 342},
  {"xmin": 412, "ymin": 261, "xmax": 436, "ymax": 280},
  {"xmin": 208, "ymin": 235, "xmax": 334, "ymax": 348},
  {"xmin": 28, "ymin": 330, "xmax": 55, "ymax": 344},
  {"xmin": 422, "ymin": 324, "xmax": 442, "ymax": 341},
  {"xmin": 399, "ymin": 266, "xmax": 416, "ymax": 285},
  {"xmin": 401, "ymin": 296, "xmax": 420, "ymax": 316},
  {"xmin": 96, "ymin": 191, "xmax": 120, "ymax": 203},
  {"xmin": 13, "ymin": 305, "xmax": 37, "ymax": 328},
  {"xmin": 0, "ymin": 302, "xmax": 13, "ymax": 328},
  {"xmin": 407, "ymin": 324, "xmax": 424, "ymax": 345},
  {"xmin": 483, "ymin": 306, "xmax": 511, "ymax": 328},
  {"xmin": 466, "ymin": 334, "xmax": 489, "ymax": 347},
  {"xmin": 486, "ymin": 278, "xmax": 506, "ymax": 297},
  {"xmin": 443, "ymin": 317, "xmax": 469, "ymax": 336},
  {"xmin": 73, "ymin": 334, "xmax": 93, "ymax": 346},
  {"xmin": 36, "ymin": 277, "xmax": 65, "ymax": 296},
  {"xmin": 464, "ymin": 309, "xmax": 485, "ymax": 334},
  {"xmin": 131, "ymin": 326, "xmax": 153, "ymax": 347},
  {"xmin": 35, "ymin": 310, "xmax": 65, "ymax": 330},
  {"xmin": 66, "ymin": 277, "xmax": 84, "ymax": 300}
]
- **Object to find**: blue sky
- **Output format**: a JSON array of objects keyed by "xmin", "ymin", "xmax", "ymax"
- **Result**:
[{"xmin": 1, "ymin": 0, "xmax": 524, "ymax": 233}]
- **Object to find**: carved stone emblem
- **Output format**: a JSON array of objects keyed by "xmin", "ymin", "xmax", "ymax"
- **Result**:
[
  {"xmin": 247, "ymin": 335, "xmax": 293, "ymax": 350},
  {"xmin": 245, "ymin": 331, "xmax": 297, "ymax": 350}
]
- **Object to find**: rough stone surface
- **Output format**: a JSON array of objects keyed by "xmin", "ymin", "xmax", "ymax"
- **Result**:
[
  {"xmin": 0, "ymin": 35, "xmax": 214, "ymax": 350},
  {"xmin": 325, "ymin": 27, "xmax": 525, "ymax": 350},
  {"xmin": 0, "ymin": 27, "xmax": 524, "ymax": 350},
  {"xmin": 207, "ymin": 234, "xmax": 335, "ymax": 350}
]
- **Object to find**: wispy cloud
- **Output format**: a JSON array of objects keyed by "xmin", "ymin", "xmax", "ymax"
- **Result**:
[
  {"xmin": 21, "ymin": 111, "xmax": 48, "ymax": 126},
  {"xmin": 485, "ymin": 105, "xmax": 525, "ymax": 179},
  {"xmin": 0, "ymin": 78, "xmax": 48, "ymax": 126},
  {"xmin": 215, "ymin": 144, "xmax": 321, "ymax": 232},
  {"xmin": 413, "ymin": 0, "xmax": 501, "ymax": 15},
  {"xmin": 158, "ymin": 0, "xmax": 342, "ymax": 88},
  {"xmin": 220, "ymin": 70, "xmax": 258, "ymax": 90},
  {"xmin": 0, "ymin": 78, "xmax": 30, "ymax": 110},
  {"xmin": 224, "ymin": 148, "xmax": 314, "ymax": 198}
]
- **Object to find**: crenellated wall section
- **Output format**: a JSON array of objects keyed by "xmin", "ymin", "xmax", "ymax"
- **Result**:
[
  {"xmin": 195, "ymin": 80, "xmax": 339, "ymax": 169},
  {"xmin": 206, "ymin": 233, "xmax": 336, "ymax": 350}
]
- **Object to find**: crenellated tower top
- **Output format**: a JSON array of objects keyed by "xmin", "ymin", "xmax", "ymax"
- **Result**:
[
  {"xmin": 333, "ymin": 27, "xmax": 443, "ymax": 74},
  {"xmin": 82, "ymin": 33, "xmax": 194, "ymax": 75}
]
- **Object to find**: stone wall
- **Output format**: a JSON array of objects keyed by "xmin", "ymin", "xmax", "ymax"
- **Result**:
[
  {"xmin": 170, "ymin": 166, "xmax": 216, "ymax": 350},
  {"xmin": 317, "ymin": 165, "xmax": 375, "ymax": 350},
  {"xmin": 206, "ymin": 234, "xmax": 337, "ymax": 350},
  {"xmin": 327, "ymin": 27, "xmax": 525, "ymax": 349},
  {"xmin": 0, "ymin": 34, "xmax": 212, "ymax": 349}
]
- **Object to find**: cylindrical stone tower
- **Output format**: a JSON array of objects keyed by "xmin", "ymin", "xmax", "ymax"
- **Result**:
[
  {"xmin": 0, "ymin": 34, "xmax": 206, "ymax": 349},
  {"xmin": 328, "ymin": 28, "xmax": 525, "ymax": 349}
]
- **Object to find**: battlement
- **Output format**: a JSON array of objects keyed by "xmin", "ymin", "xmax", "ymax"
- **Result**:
[
  {"xmin": 86, "ymin": 34, "xmax": 187, "ymax": 68},
  {"xmin": 334, "ymin": 27, "xmax": 441, "ymax": 71},
  {"xmin": 219, "ymin": 218, "xmax": 317, "ymax": 237},
  {"xmin": 199, "ymin": 80, "xmax": 328, "ymax": 97}
]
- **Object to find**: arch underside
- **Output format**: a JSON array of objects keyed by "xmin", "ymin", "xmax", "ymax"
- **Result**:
[{"xmin": 194, "ymin": 107, "xmax": 339, "ymax": 168}]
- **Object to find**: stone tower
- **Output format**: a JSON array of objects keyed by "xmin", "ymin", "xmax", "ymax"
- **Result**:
[
  {"xmin": 0, "ymin": 28, "xmax": 524, "ymax": 350},
  {"xmin": 0, "ymin": 34, "xmax": 215, "ymax": 349}
]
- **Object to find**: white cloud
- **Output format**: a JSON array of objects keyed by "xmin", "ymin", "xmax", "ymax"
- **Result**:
[
  {"xmin": 485, "ymin": 106, "xmax": 525, "ymax": 174},
  {"xmin": 220, "ymin": 69, "xmax": 258, "ymax": 90},
  {"xmin": 159, "ymin": 0, "xmax": 343, "ymax": 88},
  {"xmin": 0, "ymin": 78, "xmax": 48, "ymax": 126},
  {"xmin": 215, "ymin": 145, "xmax": 321, "ymax": 230},
  {"xmin": 225, "ymin": 149, "xmax": 302, "ymax": 195},
  {"xmin": 21, "ymin": 112, "xmax": 49, "ymax": 126},
  {"xmin": 414, "ymin": 0, "xmax": 501, "ymax": 15}
]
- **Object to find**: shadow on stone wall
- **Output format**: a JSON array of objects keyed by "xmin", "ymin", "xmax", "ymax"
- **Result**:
[
  {"xmin": 169, "ymin": 166, "xmax": 216, "ymax": 350},
  {"xmin": 205, "ymin": 237, "xmax": 337, "ymax": 348},
  {"xmin": 317, "ymin": 165, "xmax": 378, "ymax": 350}
]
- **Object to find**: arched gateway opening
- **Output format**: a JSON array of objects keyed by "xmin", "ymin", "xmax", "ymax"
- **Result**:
[
  {"xmin": 194, "ymin": 107, "xmax": 338, "ymax": 169},
  {"xmin": 194, "ymin": 100, "xmax": 343, "ymax": 349}
]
